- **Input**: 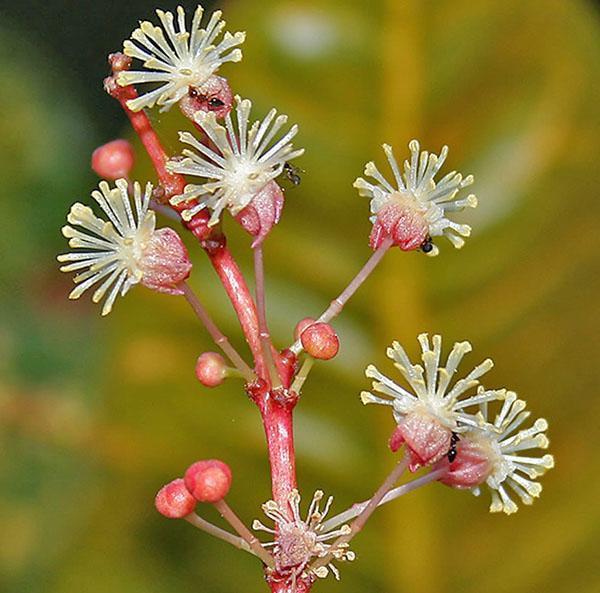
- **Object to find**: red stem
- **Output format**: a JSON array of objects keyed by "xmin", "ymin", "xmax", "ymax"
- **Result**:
[
  {"xmin": 258, "ymin": 397, "xmax": 297, "ymax": 508},
  {"xmin": 108, "ymin": 61, "xmax": 300, "ymax": 589}
]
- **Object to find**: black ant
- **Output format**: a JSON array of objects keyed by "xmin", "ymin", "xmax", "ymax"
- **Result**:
[
  {"xmin": 188, "ymin": 87, "xmax": 225, "ymax": 111},
  {"xmin": 447, "ymin": 432, "xmax": 460, "ymax": 463},
  {"xmin": 421, "ymin": 236, "xmax": 434, "ymax": 254},
  {"xmin": 283, "ymin": 162, "xmax": 303, "ymax": 186}
]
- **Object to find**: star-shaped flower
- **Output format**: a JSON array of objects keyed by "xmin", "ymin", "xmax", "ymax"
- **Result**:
[
  {"xmin": 117, "ymin": 5, "xmax": 245, "ymax": 112},
  {"xmin": 354, "ymin": 140, "xmax": 478, "ymax": 255},
  {"xmin": 58, "ymin": 179, "xmax": 191, "ymax": 315},
  {"xmin": 168, "ymin": 96, "xmax": 304, "ymax": 227}
]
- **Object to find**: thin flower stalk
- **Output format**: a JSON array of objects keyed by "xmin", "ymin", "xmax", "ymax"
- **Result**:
[
  {"xmin": 321, "ymin": 467, "xmax": 446, "ymax": 532},
  {"xmin": 309, "ymin": 455, "xmax": 409, "ymax": 574},
  {"xmin": 254, "ymin": 244, "xmax": 283, "ymax": 388},
  {"xmin": 290, "ymin": 237, "xmax": 393, "ymax": 354},
  {"xmin": 290, "ymin": 357, "xmax": 314, "ymax": 394},
  {"xmin": 185, "ymin": 512, "xmax": 253, "ymax": 554},
  {"xmin": 213, "ymin": 499, "xmax": 275, "ymax": 567},
  {"xmin": 179, "ymin": 281, "xmax": 255, "ymax": 382}
]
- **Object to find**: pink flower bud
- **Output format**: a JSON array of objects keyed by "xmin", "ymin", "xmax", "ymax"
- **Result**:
[
  {"xmin": 91, "ymin": 139, "xmax": 135, "ymax": 180},
  {"xmin": 184, "ymin": 460, "xmax": 232, "ymax": 503},
  {"xmin": 294, "ymin": 317, "xmax": 316, "ymax": 341},
  {"xmin": 155, "ymin": 478, "xmax": 197, "ymax": 518},
  {"xmin": 390, "ymin": 412, "xmax": 453, "ymax": 471},
  {"xmin": 140, "ymin": 228, "xmax": 192, "ymax": 295},
  {"xmin": 235, "ymin": 181, "xmax": 285, "ymax": 247},
  {"xmin": 435, "ymin": 438, "xmax": 493, "ymax": 489},
  {"xmin": 369, "ymin": 201, "xmax": 429, "ymax": 251},
  {"xmin": 179, "ymin": 75, "xmax": 234, "ymax": 121},
  {"xmin": 195, "ymin": 352, "xmax": 227, "ymax": 387},
  {"xmin": 300, "ymin": 322, "xmax": 339, "ymax": 360}
]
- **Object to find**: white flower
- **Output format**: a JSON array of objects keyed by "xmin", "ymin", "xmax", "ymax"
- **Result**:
[
  {"xmin": 253, "ymin": 490, "xmax": 355, "ymax": 582},
  {"xmin": 58, "ymin": 180, "xmax": 155, "ymax": 316},
  {"xmin": 168, "ymin": 96, "xmax": 304, "ymax": 224},
  {"xmin": 117, "ymin": 5, "xmax": 245, "ymax": 112},
  {"xmin": 362, "ymin": 334, "xmax": 502, "ymax": 431},
  {"xmin": 469, "ymin": 393, "xmax": 554, "ymax": 514},
  {"xmin": 354, "ymin": 140, "xmax": 478, "ymax": 255}
]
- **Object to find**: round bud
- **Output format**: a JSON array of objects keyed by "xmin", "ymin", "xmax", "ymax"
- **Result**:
[
  {"xmin": 155, "ymin": 478, "xmax": 197, "ymax": 518},
  {"xmin": 92, "ymin": 139, "xmax": 135, "ymax": 179},
  {"xmin": 195, "ymin": 352, "xmax": 227, "ymax": 387},
  {"xmin": 184, "ymin": 460, "xmax": 232, "ymax": 503},
  {"xmin": 300, "ymin": 322, "xmax": 339, "ymax": 360},
  {"xmin": 294, "ymin": 317, "xmax": 316, "ymax": 341}
]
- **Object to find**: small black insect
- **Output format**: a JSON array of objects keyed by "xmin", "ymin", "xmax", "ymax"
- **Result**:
[
  {"xmin": 421, "ymin": 236, "xmax": 434, "ymax": 254},
  {"xmin": 447, "ymin": 432, "xmax": 460, "ymax": 463},
  {"xmin": 283, "ymin": 162, "xmax": 303, "ymax": 186},
  {"xmin": 208, "ymin": 97, "xmax": 225, "ymax": 109}
]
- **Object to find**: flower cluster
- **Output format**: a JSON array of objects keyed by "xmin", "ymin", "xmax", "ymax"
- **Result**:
[
  {"xmin": 354, "ymin": 140, "xmax": 478, "ymax": 255},
  {"xmin": 58, "ymin": 3, "xmax": 556, "ymax": 591},
  {"xmin": 118, "ymin": 6, "xmax": 245, "ymax": 112},
  {"xmin": 362, "ymin": 334, "xmax": 553, "ymax": 513},
  {"xmin": 58, "ymin": 179, "xmax": 191, "ymax": 315},
  {"xmin": 253, "ymin": 490, "xmax": 355, "ymax": 582}
]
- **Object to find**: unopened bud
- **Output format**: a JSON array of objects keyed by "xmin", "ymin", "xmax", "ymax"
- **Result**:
[
  {"xmin": 294, "ymin": 317, "xmax": 316, "ymax": 341},
  {"xmin": 155, "ymin": 478, "xmax": 197, "ymax": 518},
  {"xmin": 139, "ymin": 228, "xmax": 192, "ymax": 295},
  {"xmin": 300, "ymin": 322, "xmax": 339, "ymax": 360},
  {"xmin": 393, "ymin": 412, "xmax": 453, "ymax": 471},
  {"xmin": 91, "ymin": 139, "xmax": 135, "ymax": 180},
  {"xmin": 370, "ymin": 201, "xmax": 428, "ymax": 251},
  {"xmin": 235, "ymin": 180, "xmax": 284, "ymax": 247},
  {"xmin": 195, "ymin": 352, "xmax": 227, "ymax": 387},
  {"xmin": 184, "ymin": 459, "xmax": 232, "ymax": 503}
]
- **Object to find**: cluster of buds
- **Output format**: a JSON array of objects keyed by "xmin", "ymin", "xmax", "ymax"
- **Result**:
[{"xmin": 57, "ymin": 4, "xmax": 555, "ymax": 592}]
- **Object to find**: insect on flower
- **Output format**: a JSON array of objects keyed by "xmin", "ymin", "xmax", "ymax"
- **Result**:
[
  {"xmin": 167, "ymin": 96, "xmax": 304, "ymax": 243},
  {"xmin": 354, "ymin": 140, "xmax": 478, "ymax": 255},
  {"xmin": 437, "ymin": 392, "xmax": 554, "ymax": 514},
  {"xmin": 117, "ymin": 5, "xmax": 245, "ymax": 112},
  {"xmin": 361, "ymin": 334, "xmax": 505, "ymax": 471}
]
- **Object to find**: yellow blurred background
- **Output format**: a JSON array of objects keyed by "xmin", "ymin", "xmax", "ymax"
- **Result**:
[{"xmin": 1, "ymin": 0, "xmax": 599, "ymax": 592}]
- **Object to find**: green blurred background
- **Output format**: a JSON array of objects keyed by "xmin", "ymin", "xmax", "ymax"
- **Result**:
[{"xmin": 1, "ymin": 0, "xmax": 599, "ymax": 591}]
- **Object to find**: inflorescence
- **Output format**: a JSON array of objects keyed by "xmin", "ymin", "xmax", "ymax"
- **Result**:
[{"xmin": 57, "ymin": 3, "xmax": 554, "ymax": 590}]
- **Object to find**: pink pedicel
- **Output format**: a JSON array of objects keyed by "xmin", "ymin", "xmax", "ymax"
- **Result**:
[
  {"xmin": 91, "ymin": 139, "xmax": 135, "ymax": 180},
  {"xmin": 184, "ymin": 460, "xmax": 233, "ymax": 503},
  {"xmin": 235, "ymin": 181, "xmax": 285, "ymax": 247},
  {"xmin": 389, "ymin": 412, "xmax": 453, "ymax": 472},
  {"xmin": 179, "ymin": 75, "xmax": 234, "ymax": 121},
  {"xmin": 369, "ymin": 201, "xmax": 429, "ymax": 251},
  {"xmin": 140, "ymin": 228, "xmax": 192, "ymax": 295},
  {"xmin": 435, "ymin": 438, "xmax": 493, "ymax": 489},
  {"xmin": 155, "ymin": 478, "xmax": 197, "ymax": 518},
  {"xmin": 300, "ymin": 322, "xmax": 339, "ymax": 360},
  {"xmin": 195, "ymin": 352, "xmax": 228, "ymax": 387}
]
